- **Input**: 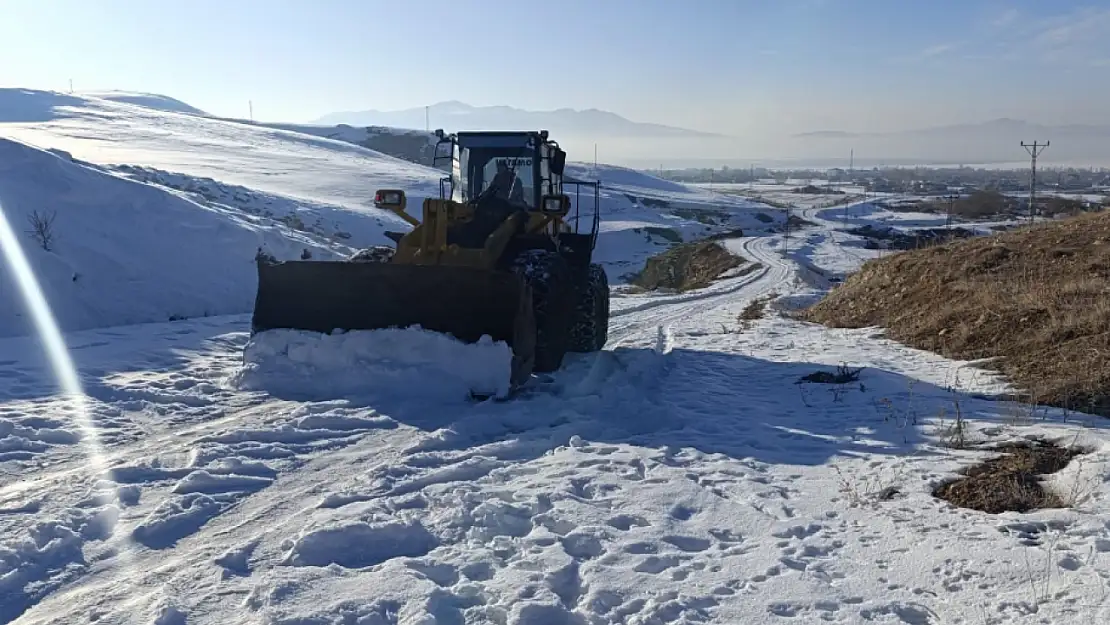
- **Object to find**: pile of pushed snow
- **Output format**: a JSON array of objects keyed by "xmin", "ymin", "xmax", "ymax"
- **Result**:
[
  {"xmin": 230, "ymin": 327, "xmax": 513, "ymax": 400},
  {"xmin": 0, "ymin": 137, "xmax": 345, "ymax": 338}
]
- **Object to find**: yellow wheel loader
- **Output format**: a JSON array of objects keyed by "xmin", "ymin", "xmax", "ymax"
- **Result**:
[{"xmin": 250, "ymin": 130, "xmax": 609, "ymax": 391}]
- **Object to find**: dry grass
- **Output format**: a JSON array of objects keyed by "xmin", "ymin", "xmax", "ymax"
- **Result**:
[
  {"xmin": 804, "ymin": 211, "xmax": 1110, "ymax": 416},
  {"xmin": 933, "ymin": 440, "xmax": 1081, "ymax": 513},
  {"xmin": 632, "ymin": 241, "xmax": 745, "ymax": 292},
  {"xmin": 739, "ymin": 298, "xmax": 769, "ymax": 321}
]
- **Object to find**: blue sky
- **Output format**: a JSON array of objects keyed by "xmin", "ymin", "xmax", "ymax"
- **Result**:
[{"xmin": 2, "ymin": 0, "xmax": 1107, "ymax": 134}]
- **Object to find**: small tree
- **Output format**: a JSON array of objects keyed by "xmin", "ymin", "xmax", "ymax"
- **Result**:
[{"xmin": 26, "ymin": 209, "xmax": 58, "ymax": 252}]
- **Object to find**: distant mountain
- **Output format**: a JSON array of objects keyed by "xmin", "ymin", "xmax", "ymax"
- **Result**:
[
  {"xmin": 796, "ymin": 118, "xmax": 1110, "ymax": 141},
  {"xmin": 311, "ymin": 101, "xmax": 720, "ymax": 139},
  {"xmin": 791, "ymin": 118, "xmax": 1110, "ymax": 167}
]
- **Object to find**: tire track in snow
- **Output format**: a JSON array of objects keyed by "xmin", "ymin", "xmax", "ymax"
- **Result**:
[
  {"xmin": 607, "ymin": 236, "xmax": 781, "ymax": 346},
  {"xmin": 7, "ymin": 232, "xmax": 803, "ymax": 624}
]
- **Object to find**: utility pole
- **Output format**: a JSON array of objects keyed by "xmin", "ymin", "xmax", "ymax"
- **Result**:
[
  {"xmin": 248, "ymin": 100, "xmax": 253, "ymax": 122},
  {"xmin": 69, "ymin": 79, "xmax": 74, "ymax": 93},
  {"xmin": 943, "ymin": 192, "xmax": 959, "ymax": 229},
  {"xmin": 783, "ymin": 205, "xmax": 791, "ymax": 255},
  {"xmin": 1021, "ymin": 140, "xmax": 1049, "ymax": 224}
]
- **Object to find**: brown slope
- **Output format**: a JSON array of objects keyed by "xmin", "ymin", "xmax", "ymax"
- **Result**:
[{"xmin": 804, "ymin": 211, "xmax": 1110, "ymax": 415}]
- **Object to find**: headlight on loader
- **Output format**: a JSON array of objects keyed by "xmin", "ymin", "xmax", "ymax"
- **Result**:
[
  {"xmin": 374, "ymin": 189, "xmax": 406, "ymax": 210},
  {"xmin": 541, "ymin": 194, "xmax": 570, "ymax": 215}
]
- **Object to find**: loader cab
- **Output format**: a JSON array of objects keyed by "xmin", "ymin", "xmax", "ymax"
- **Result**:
[{"xmin": 432, "ymin": 129, "xmax": 567, "ymax": 211}]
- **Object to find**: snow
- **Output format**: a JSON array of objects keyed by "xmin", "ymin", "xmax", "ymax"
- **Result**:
[
  {"xmin": 0, "ymin": 88, "xmax": 782, "ymax": 341},
  {"xmin": 2, "ymin": 89, "xmax": 1109, "ymax": 625},
  {"xmin": 0, "ymin": 137, "xmax": 345, "ymax": 339},
  {"xmin": 0, "ymin": 88, "xmax": 442, "ymax": 212},
  {"xmin": 232, "ymin": 327, "xmax": 514, "ymax": 401},
  {"xmin": 253, "ymin": 120, "xmax": 438, "ymax": 146},
  {"xmin": 76, "ymin": 91, "xmax": 210, "ymax": 117}
]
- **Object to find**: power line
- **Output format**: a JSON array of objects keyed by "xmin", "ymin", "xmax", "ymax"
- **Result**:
[{"xmin": 1021, "ymin": 140, "xmax": 1049, "ymax": 224}]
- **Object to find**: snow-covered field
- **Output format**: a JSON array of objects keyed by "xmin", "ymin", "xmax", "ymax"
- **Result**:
[
  {"xmin": 0, "ymin": 89, "xmax": 776, "ymax": 338},
  {"xmin": 0, "ymin": 137, "xmax": 347, "ymax": 339},
  {"xmin": 2, "ymin": 91, "xmax": 1109, "ymax": 625}
]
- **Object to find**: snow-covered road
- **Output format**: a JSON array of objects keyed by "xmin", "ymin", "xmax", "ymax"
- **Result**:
[
  {"xmin": 1, "ymin": 230, "xmax": 796, "ymax": 625},
  {"xmin": 4, "ymin": 207, "xmax": 1110, "ymax": 625},
  {"xmin": 8, "ymin": 220, "xmax": 1110, "ymax": 625}
]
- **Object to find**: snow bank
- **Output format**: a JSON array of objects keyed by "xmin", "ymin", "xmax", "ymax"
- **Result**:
[
  {"xmin": 231, "ymin": 327, "xmax": 513, "ymax": 401},
  {"xmin": 0, "ymin": 137, "xmax": 346, "ymax": 338}
]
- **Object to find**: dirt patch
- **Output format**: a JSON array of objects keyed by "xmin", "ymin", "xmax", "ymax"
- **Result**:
[
  {"xmin": 793, "ymin": 184, "xmax": 845, "ymax": 195},
  {"xmin": 706, "ymin": 228, "xmax": 745, "ymax": 242},
  {"xmin": 737, "ymin": 293, "xmax": 778, "ymax": 330},
  {"xmin": 624, "ymin": 194, "xmax": 672, "ymax": 209},
  {"xmin": 933, "ymin": 440, "xmax": 1082, "ymax": 513},
  {"xmin": 631, "ymin": 241, "xmax": 745, "ymax": 292},
  {"xmin": 740, "ymin": 298, "xmax": 769, "ymax": 321},
  {"xmin": 670, "ymin": 207, "xmax": 730, "ymax": 225},
  {"xmin": 846, "ymin": 225, "xmax": 978, "ymax": 251},
  {"xmin": 786, "ymin": 214, "xmax": 815, "ymax": 229},
  {"xmin": 804, "ymin": 211, "xmax": 1110, "ymax": 416},
  {"xmin": 797, "ymin": 365, "xmax": 862, "ymax": 385}
]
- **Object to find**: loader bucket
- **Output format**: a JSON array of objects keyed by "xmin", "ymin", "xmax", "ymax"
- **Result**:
[{"xmin": 251, "ymin": 259, "xmax": 537, "ymax": 388}]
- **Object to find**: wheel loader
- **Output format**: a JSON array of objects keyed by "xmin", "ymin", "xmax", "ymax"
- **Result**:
[{"xmin": 250, "ymin": 129, "xmax": 610, "ymax": 390}]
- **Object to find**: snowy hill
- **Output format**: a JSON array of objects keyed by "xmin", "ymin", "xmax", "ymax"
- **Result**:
[
  {"xmin": 0, "ymin": 89, "xmax": 779, "ymax": 303},
  {"xmin": 0, "ymin": 137, "xmax": 346, "ymax": 339},
  {"xmin": 77, "ymin": 90, "xmax": 210, "ymax": 116},
  {"xmin": 235, "ymin": 121, "xmax": 440, "ymax": 167},
  {"xmin": 0, "ymin": 89, "xmax": 443, "ymax": 211}
]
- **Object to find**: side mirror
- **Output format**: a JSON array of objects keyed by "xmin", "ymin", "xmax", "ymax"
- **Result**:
[
  {"xmin": 540, "ymin": 194, "xmax": 570, "ymax": 215},
  {"xmin": 434, "ymin": 140, "xmax": 453, "ymax": 160},
  {"xmin": 374, "ymin": 189, "xmax": 406, "ymax": 211},
  {"xmin": 551, "ymin": 149, "xmax": 567, "ymax": 175}
]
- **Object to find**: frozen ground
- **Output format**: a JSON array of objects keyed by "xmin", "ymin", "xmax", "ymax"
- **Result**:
[{"xmin": 1, "ymin": 92, "xmax": 1108, "ymax": 625}]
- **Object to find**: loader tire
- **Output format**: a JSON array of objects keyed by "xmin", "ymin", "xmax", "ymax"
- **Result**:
[
  {"xmin": 511, "ymin": 250, "xmax": 573, "ymax": 373},
  {"xmin": 349, "ymin": 245, "xmax": 395, "ymax": 263},
  {"xmin": 569, "ymin": 263, "xmax": 610, "ymax": 353}
]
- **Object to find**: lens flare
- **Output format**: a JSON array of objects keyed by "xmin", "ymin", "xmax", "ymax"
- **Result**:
[{"xmin": 0, "ymin": 202, "xmax": 110, "ymax": 479}]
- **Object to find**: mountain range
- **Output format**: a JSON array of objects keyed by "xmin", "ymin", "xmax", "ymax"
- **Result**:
[
  {"xmin": 787, "ymin": 118, "xmax": 1110, "ymax": 168},
  {"xmin": 310, "ymin": 101, "xmax": 719, "ymax": 139},
  {"xmin": 795, "ymin": 118, "xmax": 1110, "ymax": 141}
]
